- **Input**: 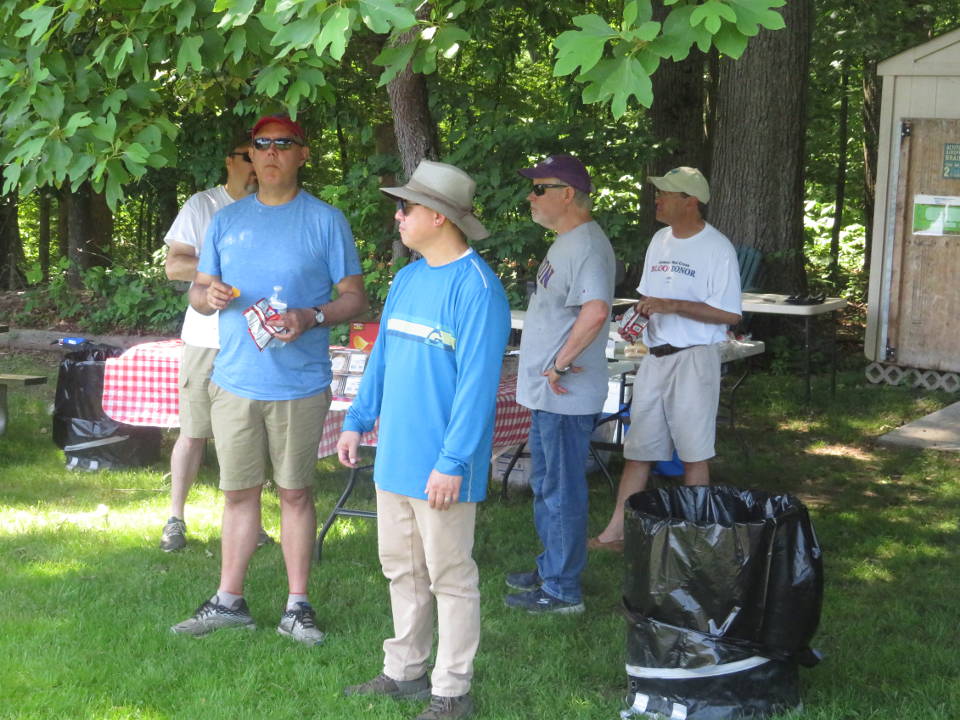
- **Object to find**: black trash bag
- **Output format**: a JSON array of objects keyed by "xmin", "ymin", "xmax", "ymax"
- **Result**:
[
  {"xmin": 52, "ymin": 343, "xmax": 162, "ymax": 470},
  {"xmin": 621, "ymin": 485, "xmax": 822, "ymax": 720},
  {"xmin": 622, "ymin": 612, "xmax": 800, "ymax": 720}
]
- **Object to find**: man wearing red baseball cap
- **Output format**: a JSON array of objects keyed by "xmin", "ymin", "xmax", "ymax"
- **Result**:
[{"xmin": 171, "ymin": 114, "xmax": 368, "ymax": 645}]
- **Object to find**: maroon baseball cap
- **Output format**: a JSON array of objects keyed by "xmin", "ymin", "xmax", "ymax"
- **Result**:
[
  {"xmin": 250, "ymin": 114, "xmax": 306, "ymax": 141},
  {"xmin": 517, "ymin": 154, "xmax": 593, "ymax": 193}
]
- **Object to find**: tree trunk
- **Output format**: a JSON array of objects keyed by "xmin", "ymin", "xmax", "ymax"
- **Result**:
[
  {"xmin": 710, "ymin": 0, "xmax": 812, "ymax": 293},
  {"xmin": 387, "ymin": 63, "xmax": 439, "ymax": 179},
  {"xmin": 0, "ymin": 192, "xmax": 24, "ymax": 290},
  {"xmin": 39, "ymin": 189, "xmax": 51, "ymax": 282},
  {"xmin": 88, "ymin": 188, "xmax": 113, "ymax": 268},
  {"xmin": 65, "ymin": 182, "xmax": 92, "ymax": 289},
  {"xmin": 385, "ymin": 24, "xmax": 440, "ymax": 264},
  {"xmin": 57, "ymin": 188, "xmax": 68, "ymax": 260}
]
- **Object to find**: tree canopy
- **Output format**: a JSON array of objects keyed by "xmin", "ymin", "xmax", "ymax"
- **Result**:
[{"xmin": 1, "ymin": 0, "xmax": 787, "ymax": 208}]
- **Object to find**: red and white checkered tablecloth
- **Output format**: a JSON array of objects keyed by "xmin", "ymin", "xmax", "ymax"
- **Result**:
[
  {"xmin": 101, "ymin": 340, "xmax": 531, "ymax": 456},
  {"xmin": 102, "ymin": 339, "xmax": 183, "ymax": 429}
]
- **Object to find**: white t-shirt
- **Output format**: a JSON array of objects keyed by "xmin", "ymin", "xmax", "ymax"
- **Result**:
[
  {"xmin": 638, "ymin": 222, "xmax": 742, "ymax": 348},
  {"xmin": 164, "ymin": 185, "xmax": 234, "ymax": 348}
]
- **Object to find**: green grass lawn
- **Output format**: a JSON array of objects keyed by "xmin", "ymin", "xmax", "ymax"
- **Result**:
[{"xmin": 1, "ymin": 349, "xmax": 959, "ymax": 719}]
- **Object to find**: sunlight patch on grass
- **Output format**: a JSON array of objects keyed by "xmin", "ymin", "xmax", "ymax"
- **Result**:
[
  {"xmin": 806, "ymin": 443, "xmax": 875, "ymax": 462},
  {"xmin": 0, "ymin": 504, "xmax": 201, "ymax": 536},
  {"xmin": 848, "ymin": 560, "xmax": 894, "ymax": 583}
]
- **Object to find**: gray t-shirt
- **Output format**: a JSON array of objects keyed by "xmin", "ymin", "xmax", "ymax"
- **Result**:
[{"xmin": 517, "ymin": 220, "xmax": 615, "ymax": 415}]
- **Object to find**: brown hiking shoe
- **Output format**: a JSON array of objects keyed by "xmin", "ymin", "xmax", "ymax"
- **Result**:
[
  {"xmin": 343, "ymin": 672, "xmax": 431, "ymax": 701},
  {"xmin": 414, "ymin": 694, "xmax": 474, "ymax": 720}
]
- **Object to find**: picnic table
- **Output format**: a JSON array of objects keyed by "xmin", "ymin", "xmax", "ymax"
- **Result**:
[{"xmin": 0, "ymin": 324, "xmax": 48, "ymax": 435}]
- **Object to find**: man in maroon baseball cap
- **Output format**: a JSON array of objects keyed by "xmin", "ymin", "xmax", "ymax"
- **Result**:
[
  {"xmin": 505, "ymin": 153, "xmax": 615, "ymax": 615},
  {"xmin": 517, "ymin": 154, "xmax": 593, "ymax": 193}
]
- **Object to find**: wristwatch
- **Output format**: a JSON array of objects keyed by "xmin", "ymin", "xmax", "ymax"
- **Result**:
[
  {"xmin": 553, "ymin": 362, "xmax": 571, "ymax": 375},
  {"xmin": 312, "ymin": 306, "xmax": 326, "ymax": 328}
]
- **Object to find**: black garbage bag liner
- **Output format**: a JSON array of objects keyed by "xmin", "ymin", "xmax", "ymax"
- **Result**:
[
  {"xmin": 52, "ymin": 343, "xmax": 161, "ymax": 470},
  {"xmin": 624, "ymin": 485, "xmax": 822, "ymax": 657}
]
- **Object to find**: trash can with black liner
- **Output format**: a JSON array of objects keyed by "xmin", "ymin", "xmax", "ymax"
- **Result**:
[
  {"xmin": 52, "ymin": 343, "xmax": 161, "ymax": 470},
  {"xmin": 621, "ymin": 485, "xmax": 823, "ymax": 720}
]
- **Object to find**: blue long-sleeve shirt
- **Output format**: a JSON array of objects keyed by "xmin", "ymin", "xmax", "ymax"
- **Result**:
[{"xmin": 343, "ymin": 249, "xmax": 510, "ymax": 502}]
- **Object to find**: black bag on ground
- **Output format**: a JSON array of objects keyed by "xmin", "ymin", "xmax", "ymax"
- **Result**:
[
  {"xmin": 621, "ymin": 485, "xmax": 823, "ymax": 719},
  {"xmin": 52, "ymin": 344, "xmax": 161, "ymax": 470}
]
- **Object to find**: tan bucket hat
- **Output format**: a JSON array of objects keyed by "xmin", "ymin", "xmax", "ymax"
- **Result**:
[{"xmin": 381, "ymin": 160, "xmax": 489, "ymax": 240}]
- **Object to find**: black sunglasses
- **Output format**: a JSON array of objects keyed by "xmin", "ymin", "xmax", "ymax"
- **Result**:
[
  {"xmin": 532, "ymin": 183, "xmax": 569, "ymax": 196},
  {"xmin": 252, "ymin": 137, "xmax": 304, "ymax": 151},
  {"xmin": 228, "ymin": 151, "xmax": 252, "ymax": 163},
  {"xmin": 396, "ymin": 198, "xmax": 421, "ymax": 216}
]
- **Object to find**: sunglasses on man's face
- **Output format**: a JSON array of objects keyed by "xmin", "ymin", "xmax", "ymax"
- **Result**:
[
  {"xmin": 396, "ymin": 198, "xmax": 421, "ymax": 216},
  {"xmin": 531, "ymin": 183, "xmax": 569, "ymax": 196},
  {"xmin": 228, "ymin": 152, "xmax": 252, "ymax": 163},
  {"xmin": 252, "ymin": 137, "xmax": 304, "ymax": 151}
]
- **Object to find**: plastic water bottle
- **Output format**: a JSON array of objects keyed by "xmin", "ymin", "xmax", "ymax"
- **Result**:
[{"xmin": 269, "ymin": 285, "xmax": 288, "ymax": 348}]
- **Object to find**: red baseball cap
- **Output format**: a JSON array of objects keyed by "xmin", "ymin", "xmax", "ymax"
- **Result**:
[{"xmin": 250, "ymin": 114, "xmax": 306, "ymax": 141}]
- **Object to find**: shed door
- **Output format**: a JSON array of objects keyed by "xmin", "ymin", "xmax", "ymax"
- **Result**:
[{"xmin": 886, "ymin": 118, "xmax": 960, "ymax": 372}]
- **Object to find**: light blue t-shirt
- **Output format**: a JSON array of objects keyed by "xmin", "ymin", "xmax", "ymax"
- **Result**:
[
  {"xmin": 342, "ymin": 250, "xmax": 511, "ymax": 503},
  {"xmin": 198, "ymin": 190, "xmax": 361, "ymax": 401}
]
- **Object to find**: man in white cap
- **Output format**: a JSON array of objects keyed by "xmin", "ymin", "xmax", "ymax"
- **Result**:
[
  {"xmin": 161, "ymin": 138, "xmax": 274, "ymax": 553},
  {"xmin": 337, "ymin": 160, "xmax": 510, "ymax": 720},
  {"xmin": 590, "ymin": 167, "xmax": 742, "ymax": 550},
  {"xmin": 505, "ymin": 154, "xmax": 616, "ymax": 615}
]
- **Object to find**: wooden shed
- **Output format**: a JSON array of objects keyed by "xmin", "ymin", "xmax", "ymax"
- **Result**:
[{"xmin": 865, "ymin": 28, "xmax": 960, "ymax": 390}]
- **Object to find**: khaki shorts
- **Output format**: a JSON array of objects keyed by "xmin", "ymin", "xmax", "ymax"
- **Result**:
[
  {"xmin": 209, "ymin": 382, "xmax": 331, "ymax": 491},
  {"xmin": 178, "ymin": 345, "xmax": 218, "ymax": 439},
  {"xmin": 623, "ymin": 343, "xmax": 721, "ymax": 463}
]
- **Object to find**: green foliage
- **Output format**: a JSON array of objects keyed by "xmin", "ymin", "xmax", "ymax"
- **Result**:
[
  {"xmin": 552, "ymin": 0, "xmax": 787, "ymax": 118},
  {"xmin": 18, "ymin": 249, "xmax": 185, "ymax": 334},
  {"xmin": 0, "ymin": 0, "xmax": 790, "ymax": 208},
  {"xmin": 803, "ymin": 199, "xmax": 867, "ymax": 302}
]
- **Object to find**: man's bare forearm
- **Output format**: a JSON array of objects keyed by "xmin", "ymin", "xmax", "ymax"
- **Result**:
[
  {"xmin": 323, "ymin": 289, "xmax": 369, "ymax": 325},
  {"xmin": 554, "ymin": 300, "xmax": 610, "ymax": 369},
  {"xmin": 189, "ymin": 283, "xmax": 215, "ymax": 315}
]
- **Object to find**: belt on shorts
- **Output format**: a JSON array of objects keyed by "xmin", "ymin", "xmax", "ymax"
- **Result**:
[{"xmin": 648, "ymin": 343, "xmax": 701, "ymax": 358}]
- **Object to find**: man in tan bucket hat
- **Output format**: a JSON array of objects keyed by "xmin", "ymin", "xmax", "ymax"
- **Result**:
[{"xmin": 338, "ymin": 160, "xmax": 511, "ymax": 720}]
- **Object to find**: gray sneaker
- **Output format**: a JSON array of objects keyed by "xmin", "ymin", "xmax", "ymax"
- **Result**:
[
  {"xmin": 276, "ymin": 601, "xmax": 325, "ymax": 646},
  {"xmin": 171, "ymin": 596, "xmax": 256, "ymax": 636},
  {"xmin": 160, "ymin": 517, "xmax": 187, "ymax": 552},
  {"xmin": 344, "ymin": 672, "xmax": 431, "ymax": 700},
  {"xmin": 415, "ymin": 694, "xmax": 474, "ymax": 720}
]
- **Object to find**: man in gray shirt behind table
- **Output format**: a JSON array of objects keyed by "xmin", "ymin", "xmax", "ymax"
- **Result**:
[{"xmin": 504, "ymin": 154, "xmax": 615, "ymax": 615}]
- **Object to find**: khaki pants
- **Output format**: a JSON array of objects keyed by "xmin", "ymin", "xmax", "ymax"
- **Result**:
[{"xmin": 376, "ymin": 488, "xmax": 480, "ymax": 697}]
